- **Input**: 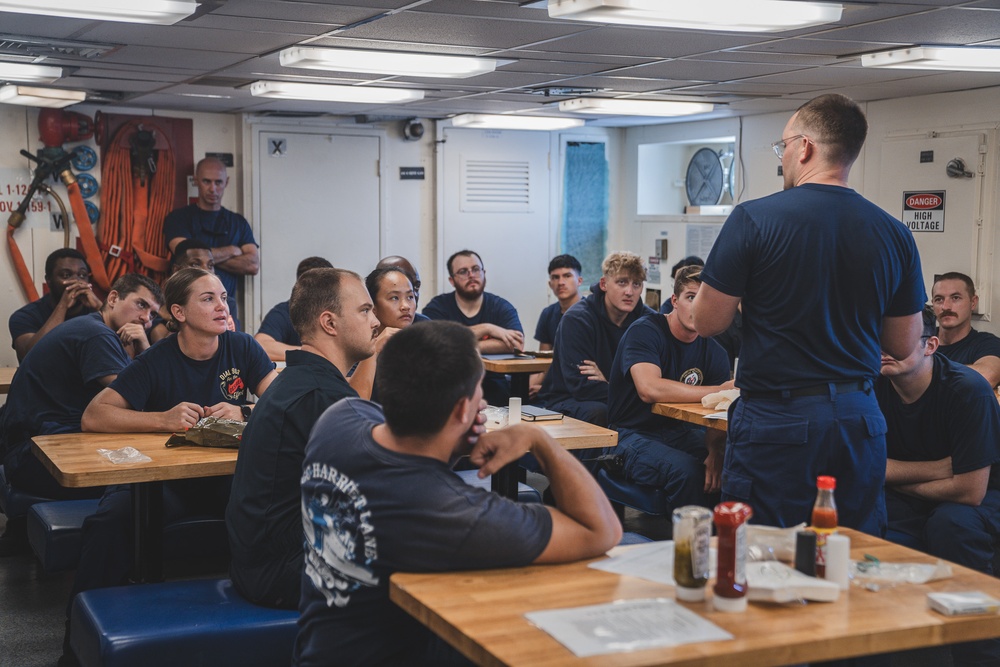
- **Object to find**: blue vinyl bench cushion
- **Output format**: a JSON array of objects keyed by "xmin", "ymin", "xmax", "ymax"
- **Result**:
[{"xmin": 70, "ymin": 578, "xmax": 298, "ymax": 667}]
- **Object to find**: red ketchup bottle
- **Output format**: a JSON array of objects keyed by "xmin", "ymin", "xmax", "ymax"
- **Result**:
[
  {"xmin": 713, "ymin": 501, "xmax": 753, "ymax": 612},
  {"xmin": 811, "ymin": 475, "xmax": 838, "ymax": 578}
]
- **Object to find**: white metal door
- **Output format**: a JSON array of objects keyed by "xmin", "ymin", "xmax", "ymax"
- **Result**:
[
  {"xmin": 875, "ymin": 130, "xmax": 992, "ymax": 313},
  {"xmin": 439, "ymin": 127, "xmax": 552, "ymax": 337},
  {"xmin": 257, "ymin": 131, "xmax": 381, "ymax": 317}
]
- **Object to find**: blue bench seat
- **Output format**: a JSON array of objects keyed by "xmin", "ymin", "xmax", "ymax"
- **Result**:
[
  {"xmin": 27, "ymin": 499, "xmax": 100, "ymax": 572},
  {"xmin": 70, "ymin": 578, "xmax": 299, "ymax": 667}
]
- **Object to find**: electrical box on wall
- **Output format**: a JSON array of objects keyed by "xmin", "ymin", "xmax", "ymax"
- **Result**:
[{"xmin": 876, "ymin": 127, "xmax": 996, "ymax": 319}]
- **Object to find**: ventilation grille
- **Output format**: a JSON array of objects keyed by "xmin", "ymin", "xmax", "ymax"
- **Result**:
[
  {"xmin": 460, "ymin": 157, "xmax": 531, "ymax": 212},
  {"xmin": 0, "ymin": 33, "xmax": 119, "ymax": 60}
]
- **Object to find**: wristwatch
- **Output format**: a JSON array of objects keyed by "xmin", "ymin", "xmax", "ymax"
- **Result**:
[{"xmin": 240, "ymin": 404, "xmax": 252, "ymax": 421}]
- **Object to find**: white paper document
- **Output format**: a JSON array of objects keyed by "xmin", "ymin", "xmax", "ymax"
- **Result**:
[
  {"xmin": 589, "ymin": 540, "xmax": 716, "ymax": 586},
  {"xmin": 525, "ymin": 598, "xmax": 732, "ymax": 657},
  {"xmin": 706, "ymin": 411, "xmax": 728, "ymax": 420}
]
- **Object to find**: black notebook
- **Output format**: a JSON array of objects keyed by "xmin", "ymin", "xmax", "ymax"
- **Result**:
[{"xmin": 521, "ymin": 405, "xmax": 563, "ymax": 421}]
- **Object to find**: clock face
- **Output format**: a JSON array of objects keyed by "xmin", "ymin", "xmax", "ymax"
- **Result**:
[{"xmin": 685, "ymin": 147, "xmax": 725, "ymax": 206}]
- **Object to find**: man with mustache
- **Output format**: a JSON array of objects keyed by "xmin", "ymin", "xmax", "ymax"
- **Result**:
[
  {"xmin": 422, "ymin": 249, "xmax": 523, "ymax": 405},
  {"xmin": 932, "ymin": 271, "xmax": 1000, "ymax": 388}
]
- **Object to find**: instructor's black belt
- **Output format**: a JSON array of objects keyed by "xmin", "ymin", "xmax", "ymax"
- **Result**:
[{"xmin": 742, "ymin": 380, "xmax": 868, "ymax": 400}]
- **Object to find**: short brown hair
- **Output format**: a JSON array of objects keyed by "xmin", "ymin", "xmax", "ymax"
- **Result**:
[
  {"xmin": 290, "ymin": 268, "xmax": 361, "ymax": 341},
  {"xmin": 673, "ymin": 265, "xmax": 703, "ymax": 298},
  {"xmin": 933, "ymin": 271, "xmax": 976, "ymax": 299},
  {"xmin": 794, "ymin": 94, "xmax": 867, "ymax": 166},
  {"xmin": 602, "ymin": 251, "xmax": 646, "ymax": 283}
]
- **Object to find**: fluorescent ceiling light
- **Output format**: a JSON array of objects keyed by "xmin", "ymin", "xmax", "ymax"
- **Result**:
[
  {"xmin": 0, "ymin": 85, "xmax": 85, "ymax": 108},
  {"xmin": 559, "ymin": 98, "xmax": 714, "ymax": 116},
  {"xmin": 249, "ymin": 81, "xmax": 424, "ymax": 104},
  {"xmin": 0, "ymin": 62, "xmax": 62, "ymax": 84},
  {"xmin": 548, "ymin": 0, "xmax": 843, "ymax": 32},
  {"xmin": 861, "ymin": 46, "xmax": 1000, "ymax": 72},
  {"xmin": 451, "ymin": 114, "xmax": 584, "ymax": 130},
  {"xmin": 280, "ymin": 46, "xmax": 498, "ymax": 79},
  {"xmin": 0, "ymin": 0, "xmax": 197, "ymax": 24}
]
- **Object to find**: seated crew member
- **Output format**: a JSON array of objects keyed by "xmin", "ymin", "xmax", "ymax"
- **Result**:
[
  {"xmin": 422, "ymin": 249, "xmax": 523, "ymax": 405},
  {"xmin": 71, "ymin": 268, "xmax": 276, "ymax": 604},
  {"xmin": 254, "ymin": 256, "xmax": 334, "ymax": 361},
  {"xmin": 292, "ymin": 321, "xmax": 621, "ymax": 666},
  {"xmin": 529, "ymin": 254, "xmax": 584, "ymax": 399},
  {"xmin": 347, "ymin": 266, "xmax": 416, "ymax": 400},
  {"xmin": 931, "ymin": 271, "xmax": 1000, "ymax": 388},
  {"xmin": 658, "ymin": 256, "xmax": 703, "ymax": 315},
  {"xmin": 607, "ymin": 266, "xmax": 734, "ymax": 507},
  {"xmin": 227, "ymin": 268, "xmax": 376, "ymax": 609},
  {"xmin": 537, "ymin": 251, "xmax": 654, "ymax": 427},
  {"xmin": 376, "ymin": 255, "xmax": 427, "ymax": 315},
  {"xmin": 149, "ymin": 239, "xmax": 218, "ymax": 343},
  {"xmin": 877, "ymin": 306, "xmax": 1000, "ymax": 666},
  {"xmin": 9, "ymin": 248, "xmax": 102, "ymax": 362},
  {"xmin": 657, "ymin": 256, "xmax": 741, "ymax": 370},
  {"xmin": 0, "ymin": 274, "xmax": 161, "ymax": 555},
  {"xmin": 163, "ymin": 157, "xmax": 258, "ymax": 326}
]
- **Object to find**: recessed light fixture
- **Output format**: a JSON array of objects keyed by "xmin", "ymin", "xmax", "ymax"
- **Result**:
[
  {"xmin": 0, "ymin": 85, "xmax": 85, "ymax": 108},
  {"xmin": 279, "ymin": 47, "xmax": 498, "ymax": 79},
  {"xmin": 861, "ymin": 46, "xmax": 1000, "ymax": 72},
  {"xmin": 559, "ymin": 98, "xmax": 714, "ymax": 116},
  {"xmin": 0, "ymin": 62, "xmax": 62, "ymax": 84},
  {"xmin": 548, "ymin": 0, "xmax": 843, "ymax": 32},
  {"xmin": 249, "ymin": 81, "xmax": 425, "ymax": 104},
  {"xmin": 0, "ymin": 0, "xmax": 199, "ymax": 24},
  {"xmin": 451, "ymin": 114, "xmax": 584, "ymax": 130}
]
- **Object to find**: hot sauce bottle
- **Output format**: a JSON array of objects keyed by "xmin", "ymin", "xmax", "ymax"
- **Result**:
[
  {"xmin": 713, "ymin": 501, "xmax": 753, "ymax": 612},
  {"xmin": 811, "ymin": 475, "xmax": 838, "ymax": 578}
]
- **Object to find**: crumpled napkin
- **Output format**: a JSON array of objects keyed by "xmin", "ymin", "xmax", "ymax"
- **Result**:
[{"xmin": 701, "ymin": 389, "xmax": 740, "ymax": 410}]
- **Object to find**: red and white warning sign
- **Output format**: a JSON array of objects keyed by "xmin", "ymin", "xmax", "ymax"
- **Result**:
[{"xmin": 902, "ymin": 191, "xmax": 945, "ymax": 232}]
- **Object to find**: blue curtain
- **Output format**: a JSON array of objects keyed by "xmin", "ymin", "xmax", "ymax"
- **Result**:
[{"xmin": 561, "ymin": 142, "xmax": 608, "ymax": 285}]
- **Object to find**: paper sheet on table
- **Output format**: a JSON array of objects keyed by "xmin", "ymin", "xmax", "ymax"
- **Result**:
[
  {"xmin": 525, "ymin": 598, "xmax": 732, "ymax": 657},
  {"xmin": 706, "ymin": 412, "xmax": 728, "ymax": 421},
  {"xmin": 590, "ymin": 540, "xmax": 716, "ymax": 586}
]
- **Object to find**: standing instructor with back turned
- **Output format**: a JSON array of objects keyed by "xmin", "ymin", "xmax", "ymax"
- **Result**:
[{"xmin": 692, "ymin": 94, "xmax": 925, "ymax": 535}]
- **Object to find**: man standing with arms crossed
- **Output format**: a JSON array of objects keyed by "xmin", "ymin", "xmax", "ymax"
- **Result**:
[
  {"xmin": 692, "ymin": 94, "xmax": 925, "ymax": 534},
  {"xmin": 164, "ymin": 157, "xmax": 258, "ymax": 327}
]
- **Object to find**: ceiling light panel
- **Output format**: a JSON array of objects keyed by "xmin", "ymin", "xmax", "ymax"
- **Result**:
[
  {"xmin": 861, "ymin": 46, "xmax": 1000, "ymax": 72},
  {"xmin": 0, "ymin": 62, "xmax": 61, "ymax": 83},
  {"xmin": 559, "ymin": 98, "xmax": 714, "ymax": 116},
  {"xmin": 548, "ymin": 0, "xmax": 843, "ymax": 33},
  {"xmin": 0, "ymin": 0, "xmax": 198, "ymax": 25},
  {"xmin": 249, "ymin": 81, "xmax": 425, "ymax": 104},
  {"xmin": 280, "ymin": 47, "xmax": 498, "ymax": 79},
  {"xmin": 0, "ymin": 84, "xmax": 85, "ymax": 107},
  {"xmin": 451, "ymin": 114, "xmax": 584, "ymax": 130}
]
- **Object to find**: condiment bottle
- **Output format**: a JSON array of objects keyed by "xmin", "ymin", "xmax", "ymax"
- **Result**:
[
  {"xmin": 811, "ymin": 475, "xmax": 838, "ymax": 578},
  {"xmin": 713, "ymin": 501, "xmax": 753, "ymax": 612},
  {"xmin": 672, "ymin": 506, "xmax": 712, "ymax": 601}
]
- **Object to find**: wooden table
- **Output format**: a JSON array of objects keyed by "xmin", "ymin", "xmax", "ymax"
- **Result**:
[
  {"xmin": 481, "ymin": 355, "xmax": 552, "ymax": 402},
  {"xmin": 392, "ymin": 528, "xmax": 1000, "ymax": 666},
  {"xmin": 488, "ymin": 416, "xmax": 617, "ymax": 498},
  {"xmin": 653, "ymin": 402, "xmax": 728, "ymax": 432},
  {"xmin": 32, "ymin": 432, "xmax": 237, "ymax": 582},
  {"xmin": 0, "ymin": 366, "xmax": 14, "ymax": 394}
]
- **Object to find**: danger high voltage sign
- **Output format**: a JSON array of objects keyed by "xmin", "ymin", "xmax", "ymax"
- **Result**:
[{"xmin": 902, "ymin": 191, "xmax": 945, "ymax": 232}]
